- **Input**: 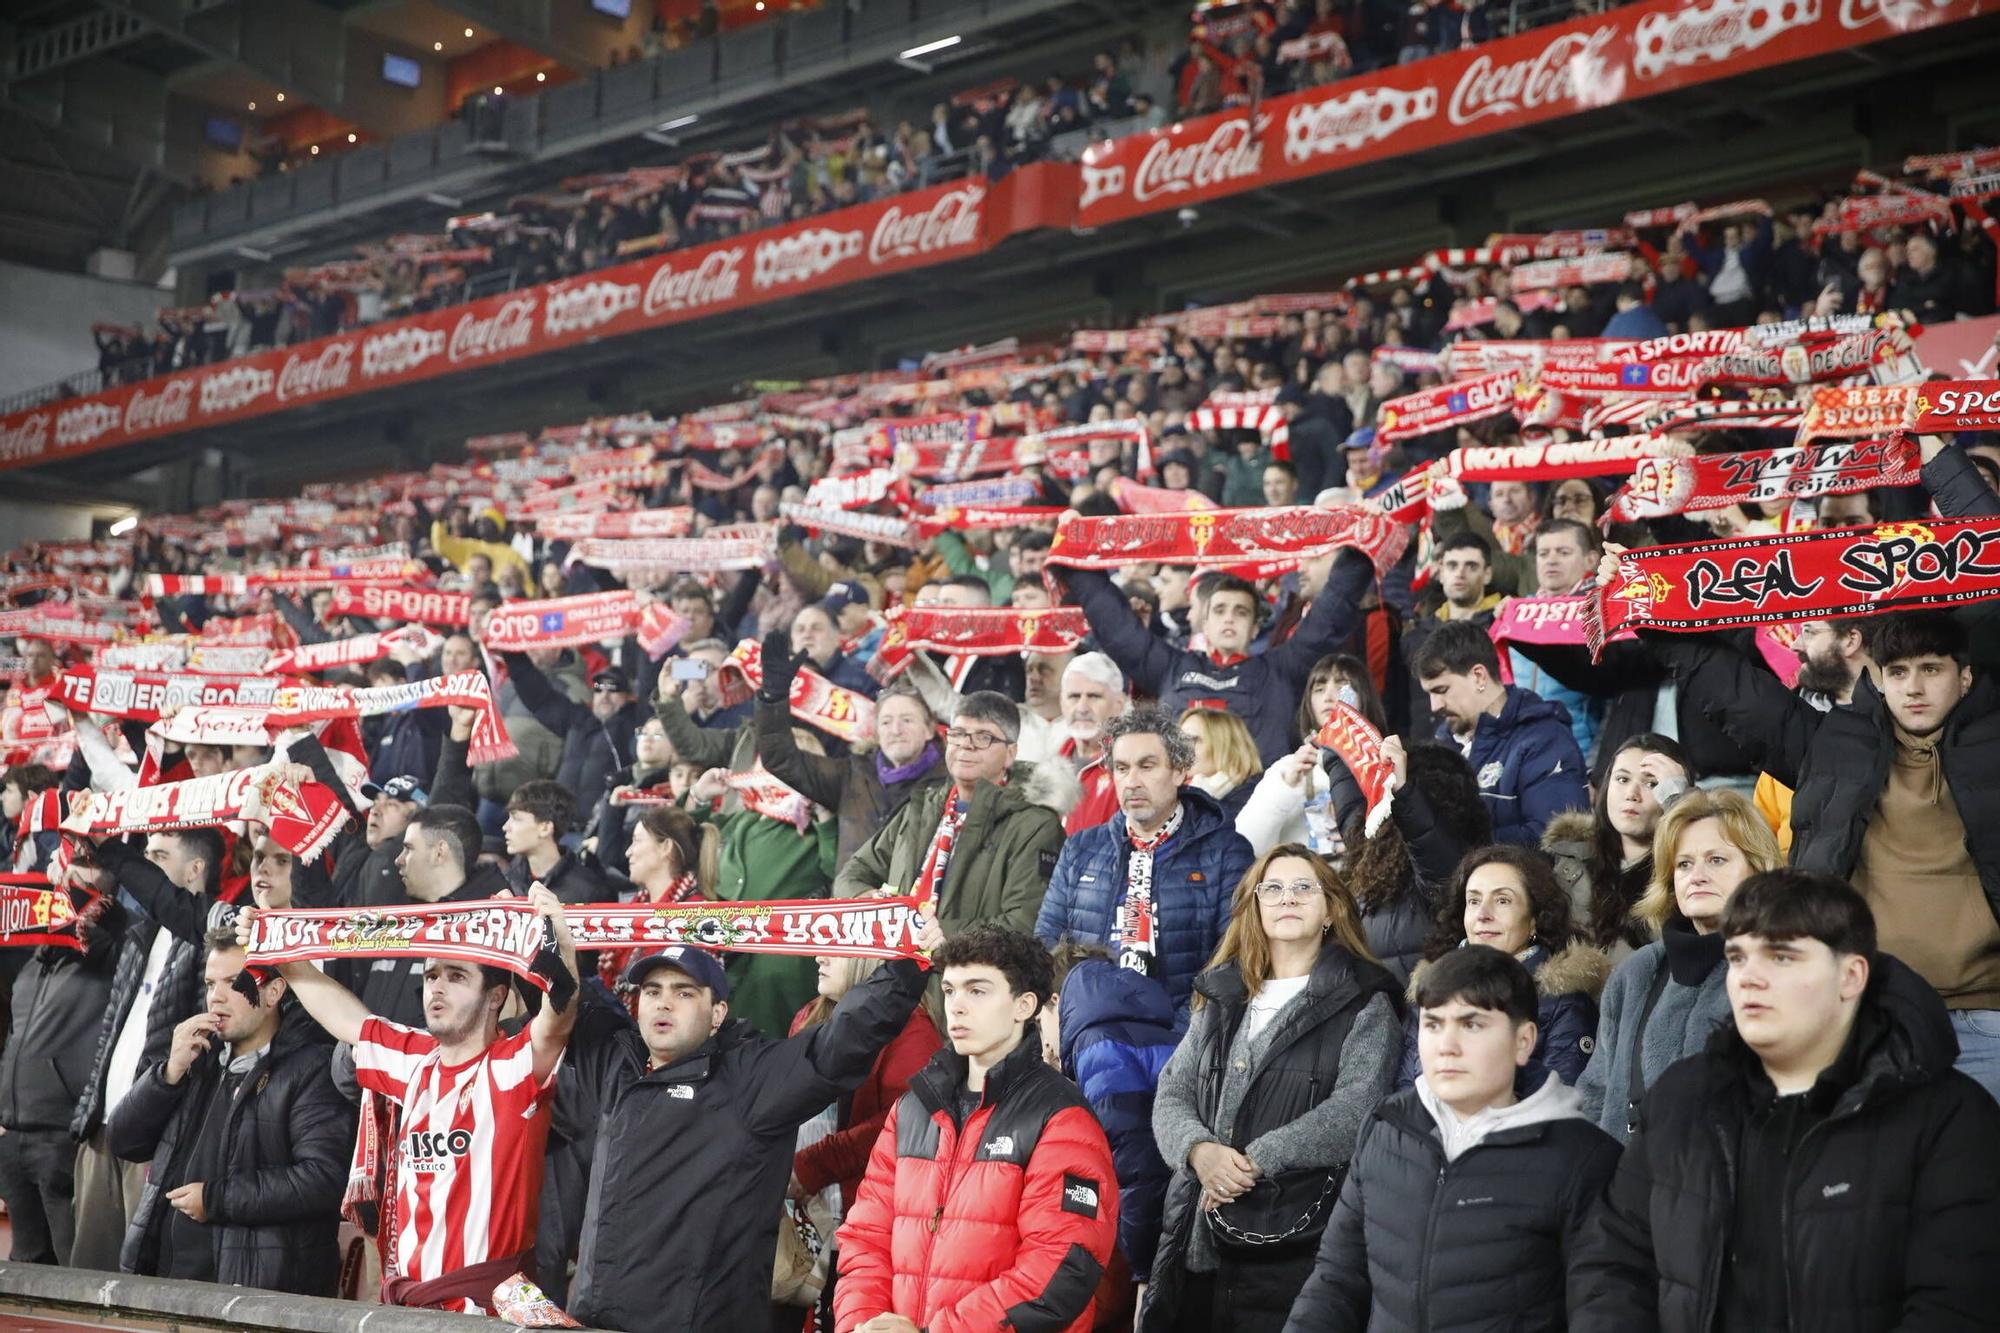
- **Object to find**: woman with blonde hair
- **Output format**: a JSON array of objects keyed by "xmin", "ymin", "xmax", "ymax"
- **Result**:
[
  {"xmin": 1180, "ymin": 705, "xmax": 1263, "ymax": 822},
  {"xmin": 1574, "ymin": 787, "xmax": 1782, "ymax": 1142},
  {"xmin": 1143, "ymin": 845, "xmax": 1402, "ymax": 1332}
]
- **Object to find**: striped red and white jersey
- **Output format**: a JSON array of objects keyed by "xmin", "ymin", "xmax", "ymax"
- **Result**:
[{"xmin": 353, "ymin": 1017, "xmax": 557, "ymax": 1313}]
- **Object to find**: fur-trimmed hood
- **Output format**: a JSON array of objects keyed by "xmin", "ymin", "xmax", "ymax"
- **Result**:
[
  {"xmin": 1405, "ymin": 940, "xmax": 1613, "ymax": 1006},
  {"xmin": 1540, "ymin": 810, "xmax": 1597, "ymax": 861},
  {"xmin": 1010, "ymin": 756, "xmax": 1082, "ymax": 818}
]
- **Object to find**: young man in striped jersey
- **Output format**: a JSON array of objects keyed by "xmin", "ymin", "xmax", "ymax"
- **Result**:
[{"xmin": 241, "ymin": 861, "xmax": 578, "ymax": 1314}]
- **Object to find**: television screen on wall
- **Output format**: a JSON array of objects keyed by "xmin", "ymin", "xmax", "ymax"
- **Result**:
[{"xmin": 382, "ymin": 53, "xmax": 422, "ymax": 88}]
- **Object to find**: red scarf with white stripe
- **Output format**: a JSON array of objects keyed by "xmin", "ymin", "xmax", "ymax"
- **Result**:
[{"xmin": 1118, "ymin": 801, "xmax": 1184, "ymax": 976}]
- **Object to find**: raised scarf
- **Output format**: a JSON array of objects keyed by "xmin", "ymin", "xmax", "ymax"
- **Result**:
[
  {"xmin": 898, "ymin": 607, "xmax": 1088, "ymax": 657},
  {"xmin": 1047, "ymin": 504, "xmax": 1410, "ymax": 576},
  {"xmin": 58, "ymin": 763, "xmax": 349, "ymax": 862},
  {"xmin": 480, "ymin": 590, "xmax": 641, "ymax": 652},
  {"xmin": 325, "ymin": 584, "xmax": 471, "ymax": 629},
  {"xmin": 1603, "ymin": 436, "xmax": 1921, "ymax": 525},
  {"xmin": 1588, "ymin": 519, "xmax": 2000, "ymax": 657},
  {"xmin": 1313, "ymin": 702, "xmax": 1396, "ymax": 837},
  {"xmin": 261, "ymin": 625, "xmax": 443, "ymax": 675}
]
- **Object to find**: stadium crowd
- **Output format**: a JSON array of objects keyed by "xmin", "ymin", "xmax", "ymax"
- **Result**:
[
  {"xmin": 74, "ymin": 0, "xmax": 1627, "ymax": 394},
  {"xmin": 4, "ymin": 144, "xmax": 2000, "ymax": 1331}
]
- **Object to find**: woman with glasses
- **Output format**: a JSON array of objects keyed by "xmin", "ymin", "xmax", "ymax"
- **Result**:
[{"xmin": 1143, "ymin": 846, "xmax": 1401, "ymax": 1333}]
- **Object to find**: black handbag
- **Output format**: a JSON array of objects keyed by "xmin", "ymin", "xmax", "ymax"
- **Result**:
[{"xmin": 1203, "ymin": 1165, "xmax": 1344, "ymax": 1255}]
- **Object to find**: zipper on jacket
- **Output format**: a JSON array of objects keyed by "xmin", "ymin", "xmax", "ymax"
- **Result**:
[
  {"xmin": 1777, "ymin": 1108, "xmax": 1838, "ymax": 1333},
  {"xmin": 917, "ymin": 1106, "xmax": 973, "ymax": 1328},
  {"xmin": 1415, "ymin": 1136, "xmax": 1466, "ymax": 1333},
  {"xmin": 1695, "ymin": 1109, "xmax": 1737, "ymax": 1332}
]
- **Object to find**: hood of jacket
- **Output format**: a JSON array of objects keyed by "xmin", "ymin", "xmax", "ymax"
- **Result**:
[
  {"xmin": 1540, "ymin": 810, "xmax": 1597, "ymax": 860},
  {"xmin": 1058, "ymin": 957, "xmax": 1179, "ymax": 1068},
  {"xmin": 975, "ymin": 757, "xmax": 1081, "ymax": 819},
  {"xmin": 1410, "ymin": 1063, "xmax": 1590, "ymax": 1160},
  {"xmin": 1403, "ymin": 940, "xmax": 1611, "ymax": 1008}
]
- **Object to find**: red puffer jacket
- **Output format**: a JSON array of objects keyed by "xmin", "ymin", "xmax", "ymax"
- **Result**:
[{"xmin": 834, "ymin": 1026, "xmax": 1120, "ymax": 1333}]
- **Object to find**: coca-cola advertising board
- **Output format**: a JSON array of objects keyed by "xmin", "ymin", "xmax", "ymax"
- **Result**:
[
  {"xmin": 0, "ymin": 174, "xmax": 999, "ymax": 473},
  {"xmin": 1073, "ymin": 0, "xmax": 1989, "ymax": 228}
]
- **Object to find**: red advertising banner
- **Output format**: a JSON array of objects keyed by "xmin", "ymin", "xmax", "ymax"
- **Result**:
[
  {"xmin": 1071, "ymin": 0, "xmax": 1988, "ymax": 228},
  {"xmin": 0, "ymin": 174, "xmax": 1008, "ymax": 473}
]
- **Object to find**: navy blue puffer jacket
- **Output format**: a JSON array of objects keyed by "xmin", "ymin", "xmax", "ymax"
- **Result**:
[
  {"xmin": 1435, "ymin": 685, "xmax": 1589, "ymax": 847},
  {"xmin": 1035, "ymin": 787, "xmax": 1256, "ymax": 1025}
]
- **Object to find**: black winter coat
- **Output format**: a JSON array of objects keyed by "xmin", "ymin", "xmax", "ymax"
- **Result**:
[
  {"xmin": 1569, "ymin": 954, "xmax": 2000, "ymax": 1333},
  {"xmin": 0, "ymin": 909, "xmax": 124, "ymax": 1131},
  {"xmin": 108, "ymin": 1009, "xmax": 354, "ymax": 1295},
  {"xmin": 1283, "ymin": 1071, "xmax": 1621, "ymax": 1333},
  {"xmin": 565, "ymin": 954, "xmax": 932, "ymax": 1332},
  {"xmin": 752, "ymin": 695, "xmax": 947, "ymax": 866},
  {"xmin": 1325, "ymin": 753, "xmax": 1463, "ymax": 984},
  {"xmin": 1066, "ymin": 549, "xmax": 1375, "ymax": 766}
]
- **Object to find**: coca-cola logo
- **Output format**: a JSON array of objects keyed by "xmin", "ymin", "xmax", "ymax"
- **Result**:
[
  {"xmin": 543, "ymin": 280, "xmax": 640, "ymax": 338},
  {"xmin": 198, "ymin": 365, "xmax": 274, "ymax": 415},
  {"xmin": 1284, "ymin": 85, "xmax": 1438, "ymax": 163},
  {"xmin": 1839, "ymin": 0, "xmax": 1950, "ymax": 28},
  {"xmin": 123, "ymin": 379, "xmax": 194, "ymax": 432},
  {"xmin": 643, "ymin": 248, "xmax": 743, "ymax": 316},
  {"xmin": 449, "ymin": 296, "xmax": 537, "ymax": 363},
  {"xmin": 360, "ymin": 326, "xmax": 445, "ymax": 379},
  {"xmin": 1633, "ymin": 0, "xmax": 1821, "ymax": 80},
  {"xmin": 1448, "ymin": 26, "xmax": 1623, "ymax": 125},
  {"xmin": 0, "ymin": 413, "xmax": 50, "ymax": 462},
  {"xmin": 1121, "ymin": 115, "xmax": 1268, "ymax": 207},
  {"xmin": 55, "ymin": 401, "xmax": 121, "ymax": 448},
  {"xmin": 752, "ymin": 228, "xmax": 862, "ymax": 290},
  {"xmin": 276, "ymin": 342, "xmax": 354, "ymax": 402},
  {"xmin": 867, "ymin": 186, "xmax": 984, "ymax": 264}
]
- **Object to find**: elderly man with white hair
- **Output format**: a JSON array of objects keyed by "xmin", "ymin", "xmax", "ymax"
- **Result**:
[{"xmin": 1057, "ymin": 652, "xmax": 1129, "ymax": 835}]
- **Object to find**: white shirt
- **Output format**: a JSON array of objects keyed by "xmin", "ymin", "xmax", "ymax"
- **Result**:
[
  {"xmin": 1244, "ymin": 974, "xmax": 1312, "ymax": 1040},
  {"xmin": 103, "ymin": 929, "xmax": 175, "ymax": 1116}
]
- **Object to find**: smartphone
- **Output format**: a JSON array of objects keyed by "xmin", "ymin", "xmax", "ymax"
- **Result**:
[{"xmin": 670, "ymin": 659, "xmax": 710, "ymax": 681}]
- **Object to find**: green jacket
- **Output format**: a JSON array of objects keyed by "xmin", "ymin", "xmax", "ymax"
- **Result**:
[
  {"xmin": 832, "ymin": 760, "xmax": 1072, "ymax": 936},
  {"xmin": 656, "ymin": 693, "xmax": 755, "ymax": 814},
  {"xmin": 934, "ymin": 530, "xmax": 1016, "ymax": 604},
  {"xmin": 696, "ymin": 804, "xmax": 836, "ymax": 1040},
  {"xmin": 1220, "ymin": 447, "xmax": 1272, "ymax": 508}
]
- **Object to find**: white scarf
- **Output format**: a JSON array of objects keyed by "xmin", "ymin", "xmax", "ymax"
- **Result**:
[{"xmin": 1118, "ymin": 800, "xmax": 1185, "ymax": 974}]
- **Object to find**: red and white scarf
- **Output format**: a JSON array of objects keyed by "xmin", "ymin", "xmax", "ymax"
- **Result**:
[
  {"xmin": 898, "ymin": 607, "xmax": 1088, "ymax": 657},
  {"xmin": 1117, "ymin": 801, "xmax": 1184, "ymax": 975},
  {"xmin": 1313, "ymin": 703, "xmax": 1396, "ymax": 837},
  {"xmin": 325, "ymin": 585, "xmax": 470, "ymax": 629},
  {"xmin": 60, "ymin": 764, "xmax": 349, "ymax": 862},
  {"xmin": 480, "ymin": 590, "xmax": 641, "ymax": 652},
  {"xmin": 56, "ymin": 666, "xmax": 283, "ymax": 721},
  {"xmin": 262, "ymin": 625, "xmax": 444, "ymax": 675},
  {"xmin": 270, "ymin": 671, "xmax": 515, "ymax": 766},
  {"xmin": 724, "ymin": 764, "xmax": 817, "ymax": 832},
  {"xmin": 1603, "ymin": 437, "xmax": 1921, "ymax": 525},
  {"xmin": 713, "ymin": 640, "xmax": 877, "ymax": 744},
  {"xmin": 1047, "ymin": 505, "xmax": 1410, "ymax": 577},
  {"xmin": 0, "ymin": 875, "xmax": 87, "ymax": 952},
  {"xmin": 910, "ymin": 789, "xmax": 971, "ymax": 908}
]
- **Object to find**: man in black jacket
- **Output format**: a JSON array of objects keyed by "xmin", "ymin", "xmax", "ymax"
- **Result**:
[
  {"xmin": 499, "ymin": 654, "xmax": 646, "ymax": 813},
  {"xmin": 1063, "ymin": 550, "xmax": 1375, "ymax": 766},
  {"xmin": 1284, "ymin": 946, "xmax": 1620, "ymax": 1332},
  {"xmin": 0, "ymin": 875, "xmax": 122, "ymax": 1264},
  {"xmin": 109, "ymin": 926, "xmax": 352, "ymax": 1293},
  {"xmin": 1570, "ymin": 871, "xmax": 2000, "ymax": 1332},
  {"xmin": 564, "ymin": 916, "xmax": 943, "ymax": 1332}
]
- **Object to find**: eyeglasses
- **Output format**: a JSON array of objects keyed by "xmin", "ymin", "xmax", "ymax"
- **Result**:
[
  {"xmin": 944, "ymin": 729, "xmax": 1006, "ymax": 751},
  {"xmin": 593, "ymin": 683, "xmax": 626, "ymax": 693},
  {"xmin": 1252, "ymin": 880, "xmax": 1320, "ymax": 903}
]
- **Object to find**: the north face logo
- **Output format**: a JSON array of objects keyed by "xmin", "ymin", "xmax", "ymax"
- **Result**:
[
  {"xmin": 1061, "ymin": 1172, "xmax": 1101, "ymax": 1218},
  {"xmin": 983, "ymin": 1135, "xmax": 1016, "ymax": 1157},
  {"xmin": 1066, "ymin": 1183, "xmax": 1098, "ymax": 1208},
  {"xmin": 668, "ymin": 1084, "xmax": 695, "ymax": 1100}
]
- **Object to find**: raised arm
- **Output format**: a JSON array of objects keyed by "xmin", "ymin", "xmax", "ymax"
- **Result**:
[
  {"xmin": 1064, "ymin": 567, "xmax": 1178, "ymax": 696},
  {"xmin": 498, "ymin": 650, "xmax": 587, "ymax": 736},
  {"xmin": 526, "ymin": 883, "xmax": 579, "ymax": 1085},
  {"xmin": 235, "ymin": 907, "xmax": 372, "ymax": 1047},
  {"xmin": 1265, "ymin": 548, "xmax": 1374, "ymax": 684},
  {"xmin": 744, "ymin": 944, "xmax": 934, "ymax": 1134},
  {"xmin": 1921, "ymin": 436, "xmax": 2000, "ymax": 520}
]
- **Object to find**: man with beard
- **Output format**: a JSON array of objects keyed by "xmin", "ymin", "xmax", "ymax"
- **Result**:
[
  {"xmin": 239, "ymin": 882, "xmax": 579, "ymax": 1313},
  {"xmin": 1058, "ymin": 653, "xmax": 1129, "ymax": 835},
  {"xmin": 1752, "ymin": 618, "xmax": 1869, "ymax": 856}
]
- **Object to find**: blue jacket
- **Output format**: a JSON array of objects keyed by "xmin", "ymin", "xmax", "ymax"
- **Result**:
[
  {"xmin": 1034, "ymin": 786, "xmax": 1255, "ymax": 1024},
  {"xmin": 1057, "ymin": 958, "xmax": 1179, "ymax": 1281},
  {"xmin": 1436, "ymin": 685, "xmax": 1589, "ymax": 846},
  {"xmin": 1064, "ymin": 549, "xmax": 1374, "ymax": 765},
  {"xmin": 1396, "ymin": 941, "xmax": 1610, "ymax": 1088}
]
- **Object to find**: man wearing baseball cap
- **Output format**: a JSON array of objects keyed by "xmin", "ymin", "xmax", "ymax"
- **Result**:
[{"xmin": 564, "ymin": 912, "xmax": 943, "ymax": 1332}]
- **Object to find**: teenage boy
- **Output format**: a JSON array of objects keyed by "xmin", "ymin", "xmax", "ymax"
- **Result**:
[
  {"xmin": 837, "ymin": 927, "xmax": 1119, "ymax": 1333},
  {"xmin": 1283, "ymin": 946, "xmax": 1619, "ymax": 1333},
  {"xmin": 237, "ymin": 884, "xmax": 579, "ymax": 1313},
  {"xmin": 1638, "ymin": 603, "xmax": 2000, "ymax": 1099},
  {"xmin": 1571, "ymin": 871, "xmax": 2000, "ymax": 1331},
  {"xmin": 502, "ymin": 779, "xmax": 615, "ymax": 904}
]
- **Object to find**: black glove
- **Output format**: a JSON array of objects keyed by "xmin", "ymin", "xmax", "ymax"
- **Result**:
[{"xmin": 760, "ymin": 627, "xmax": 801, "ymax": 702}]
